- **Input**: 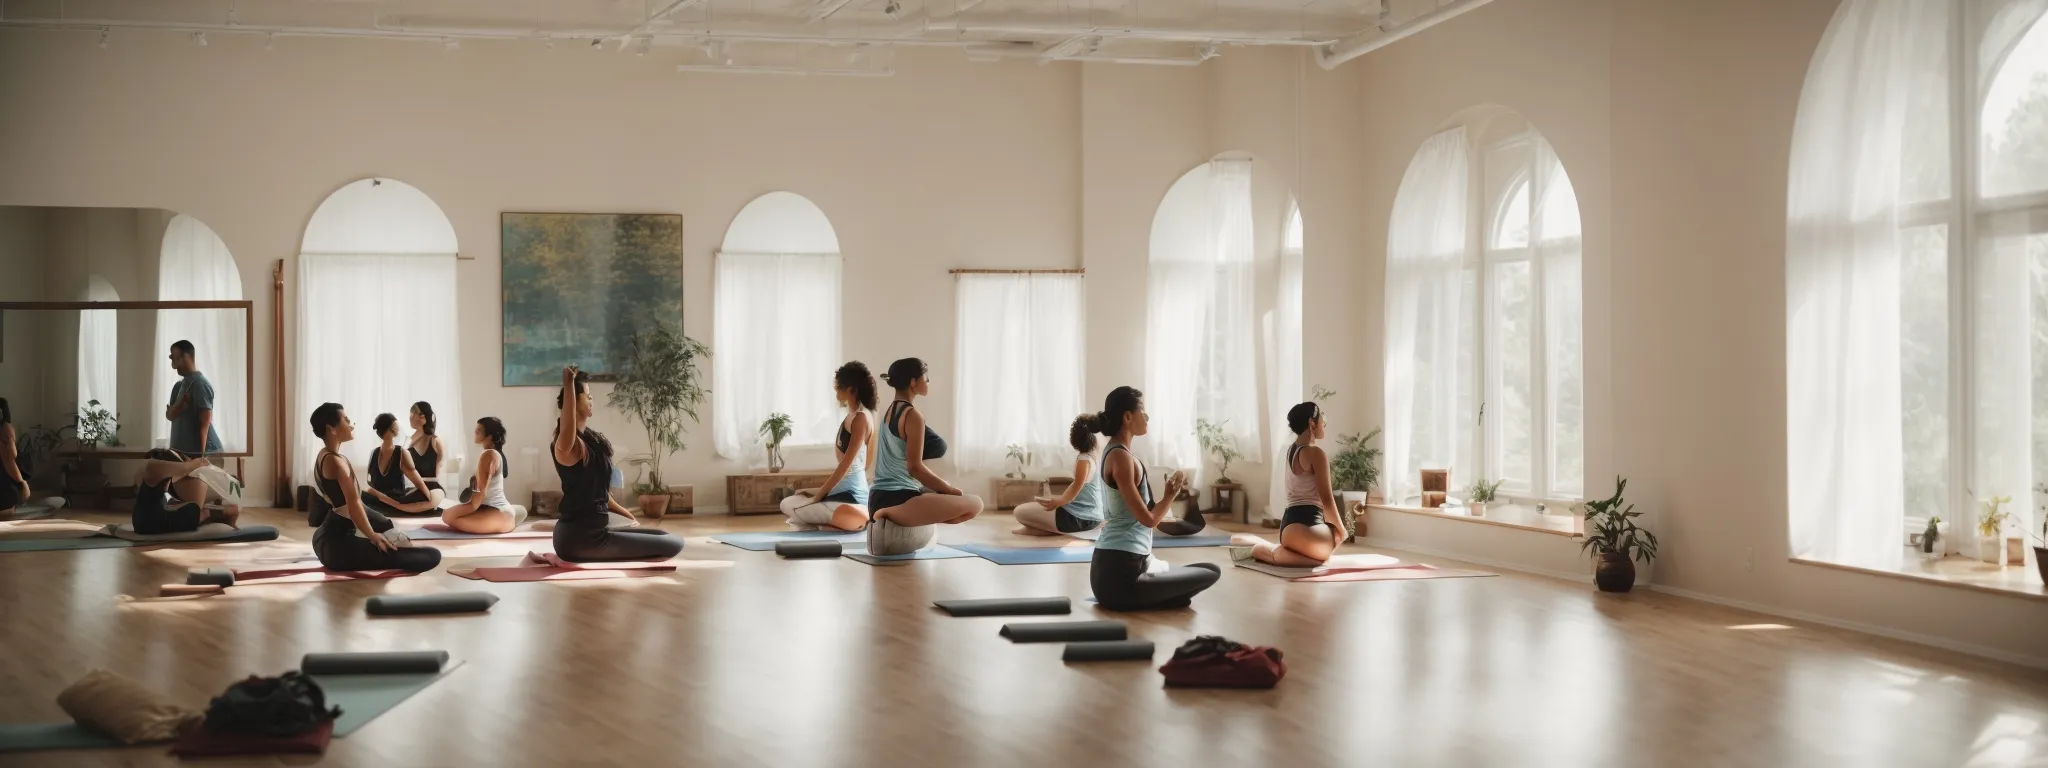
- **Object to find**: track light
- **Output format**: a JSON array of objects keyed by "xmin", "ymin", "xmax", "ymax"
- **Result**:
[
  {"xmin": 98, "ymin": 28, "xmax": 109, "ymax": 49},
  {"xmin": 635, "ymin": 37, "xmax": 651, "ymax": 57},
  {"xmin": 443, "ymin": 37, "xmax": 460, "ymax": 52},
  {"xmin": 192, "ymin": 31, "xmax": 208, "ymax": 47},
  {"xmin": 1199, "ymin": 44, "xmax": 1219, "ymax": 60},
  {"xmin": 264, "ymin": 32, "xmax": 275, "ymax": 50}
]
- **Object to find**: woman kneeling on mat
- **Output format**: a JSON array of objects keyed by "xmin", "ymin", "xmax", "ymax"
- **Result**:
[
  {"xmin": 133, "ymin": 449, "xmax": 240, "ymax": 534},
  {"xmin": 783, "ymin": 362, "xmax": 877, "ymax": 532},
  {"xmin": 439, "ymin": 417, "xmax": 523, "ymax": 534},
  {"xmin": 0, "ymin": 398, "xmax": 65, "ymax": 517},
  {"xmin": 867, "ymin": 357, "xmax": 983, "ymax": 555},
  {"xmin": 1233, "ymin": 402, "xmax": 1345, "ymax": 567},
  {"xmin": 308, "ymin": 404, "xmax": 442, "ymax": 573},
  {"xmin": 552, "ymin": 367, "xmax": 682, "ymax": 561},
  {"xmin": 1011, "ymin": 414, "xmax": 1105, "ymax": 537},
  {"xmin": 1090, "ymin": 386, "xmax": 1221, "ymax": 611},
  {"xmin": 363, "ymin": 413, "xmax": 445, "ymax": 515}
]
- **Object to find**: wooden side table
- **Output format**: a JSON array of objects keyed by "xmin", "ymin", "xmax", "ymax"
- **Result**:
[
  {"xmin": 727, "ymin": 471, "xmax": 833, "ymax": 515},
  {"xmin": 990, "ymin": 478, "xmax": 1043, "ymax": 511}
]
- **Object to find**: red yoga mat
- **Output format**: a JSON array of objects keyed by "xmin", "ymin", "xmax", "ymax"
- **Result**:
[
  {"xmin": 521, "ymin": 551, "xmax": 675, "ymax": 570},
  {"xmin": 170, "ymin": 720, "xmax": 332, "ymax": 757},
  {"xmin": 230, "ymin": 562, "xmax": 411, "ymax": 584}
]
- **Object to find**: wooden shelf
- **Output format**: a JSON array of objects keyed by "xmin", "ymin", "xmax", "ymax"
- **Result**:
[{"xmin": 1365, "ymin": 503, "xmax": 1583, "ymax": 538}]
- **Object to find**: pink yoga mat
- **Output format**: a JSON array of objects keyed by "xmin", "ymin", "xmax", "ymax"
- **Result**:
[
  {"xmin": 1295, "ymin": 565, "xmax": 1496, "ymax": 583},
  {"xmin": 229, "ymin": 562, "xmax": 410, "ymax": 583},
  {"xmin": 449, "ymin": 565, "xmax": 675, "ymax": 582},
  {"xmin": 521, "ymin": 551, "xmax": 675, "ymax": 570},
  {"xmin": 419, "ymin": 524, "xmax": 553, "ymax": 538}
]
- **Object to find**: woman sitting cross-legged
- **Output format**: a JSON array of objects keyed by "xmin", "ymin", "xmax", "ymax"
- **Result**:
[
  {"xmin": 781, "ymin": 361, "xmax": 877, "ymax": 533},
  {"xmin": 1088, "ymin": 386, "xmax": 1221, "ymax": 611},
  {"xmin": 363, "ymin": 413, "xmax": 446, "ymax": 515},
  {"xmin": 1010, "ymin": 414, "xmax": 1105, "ymax": 537},
  {"xmin": 1233, "ymin": 402, "xmax": 1347, "ymax": 567},
  {"xmin": 865, "ymin": 357, "xmax": 984, "ymax": 556},
  {"xmin": 307, "ymin": 403, "xmax": 442, "ymax": 573},
  {"xmin": 437, "ymin": 417, "xmax": 524, "ymax": 534}
]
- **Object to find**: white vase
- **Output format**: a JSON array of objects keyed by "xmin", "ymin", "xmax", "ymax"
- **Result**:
[
  {"xmin": 1340, "ymin": 491, "xmax": 1368, "ymax": 508},
  {"xmin": 1979, "ymin": 535, "xmax": 2005, "ymax": 565},
  {"xmin": 1469, "ymin": 502, "xmax": 1487, "ymax": 518}
]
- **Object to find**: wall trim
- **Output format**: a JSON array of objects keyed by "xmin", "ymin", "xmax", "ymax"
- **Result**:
[{"xmin": 1645, "ymin": 584, "xmax": 2048, "ymax": 672}]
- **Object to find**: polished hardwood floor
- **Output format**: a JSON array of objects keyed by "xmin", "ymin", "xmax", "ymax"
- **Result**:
[{"xmin": 2, "ymin": 507, "xmax": 2045, "ymax": 768}]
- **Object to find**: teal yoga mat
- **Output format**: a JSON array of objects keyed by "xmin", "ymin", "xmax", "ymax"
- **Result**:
[
  {"xmin": 0, "ymin": 723, "xmax": 128, "ymax": 753},
  {"xmin": 711, "ymin": 530, "xmax": 866, "ymax": 551},
  {"xmin": 0, "ymin": 537, "xmax": 136, "ymax": 553},
  {"xmin": 309, "ymin": 660, "xmax": 464, "ymax": 737},
  {"xmin": 842, "ymin": 544, "xmax": 976, "ymax": 565}
]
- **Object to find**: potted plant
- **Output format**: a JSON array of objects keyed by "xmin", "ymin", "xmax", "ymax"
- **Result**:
[
  {"xmin": 607, "ymin": 324, "xmax": 711, "ymax": 519},
  {"xmin": 75, "ymin": 400, "xmax": 119, "ymax": 449},
  {"xmin": 1004, "ymin": 444, "xmax": 1030, "ymax": 479},
  {"xmin": 1579, "ymin": 476, "xmax": 1658, "ymax": 593},
  {"xmin": 1465, "ymin": 477, "xmax": 1503, "ymax": 518},
  {"xmin": 1194, "ymin": 418, "xmax": 1244, "ymax": 518},
  {"xmin": 758, "ymin": 412, "xmax": 793, "ymax": 473},
  {"xmin": 1977, "ymin": 494, "xmax": 2014, "ymax": 566},
  {"xmin": 14, "ymin": 420, "xmax": 73, "ymax": 490},
  {"xmin": 1328, "ymin": 428, "xmax": 1382, "ymax": 543},
  {"xmin": 1919, "ymin": 515, "xmax": 1943, "ymax": 560}
]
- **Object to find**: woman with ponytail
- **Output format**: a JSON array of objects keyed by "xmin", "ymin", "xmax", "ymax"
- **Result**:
[
  {"xmin": 1010, "ymin": 414, "xmax": 1107, "ymax": 537},
  {"xmin": 407, "ymin": 402, "xmax": 447, "ymax": 494},
  {"xmin": 865, "ymin": 357, "xmax": 983, "ymax": 555},
  {"xmin": 1233, "ymin": 402, "xmax": 1345, "ymax": 567},
  {"xmin": 782, "ymin": 362, "xmax": 877, "ymax": 532},
  {"xmin": 363, "ymin": 413, "xmax": 446, "ymax": 515},
  {"xmin": 551, "ymin": 367, "xmax": 683, "ymax": 561},
  {"xmin": 438, "ymin": 417, "xmax": 523, "ymax": 534},
  {"xmin": 1089, "ymin": 386, "xmax": 1222, "ymax": 610}
]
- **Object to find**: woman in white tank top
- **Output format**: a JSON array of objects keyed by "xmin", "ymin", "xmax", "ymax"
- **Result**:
[
  {"xmin": 1235, "ymin": 402, "xmax": 1344, "ymax": 567},
  {"xmin": 439, "ymin": 417, "xmax": 526, "ymax": 534}
]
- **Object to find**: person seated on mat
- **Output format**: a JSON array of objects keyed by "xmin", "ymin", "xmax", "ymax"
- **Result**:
[
  {"xmin": 0, "ymin": 398, "xmax": 66, "ymax": 517},
  {"xmin": 1232, "ymin": 402, "xmax": 1346, "ymax": 567},
  {"xmin": 308, "ymin": 403, "xmax": 443, "ymax": 573},
  {"xmin": 363, "ymin": 413, "xmax": 446, "ymax": 515},
  {"xmin": 1010, "ymin": 414, "xmax": 1105, "ymax": 537},
  {"xmin": 782, "ymin": 362, "xmax": 877, "ymax": 532},
  {"xmin": 408, "ymin": 401, "xmax": 449, "ymax": 496},
  {"xmin": 552, "ymin": 366, "xmax": 682, "ymax": 562},
  {"xmin": 1089, "ymin": 386, "xmax": 1221, "ymax": 611},
  {"xmin": 132, "ymin": 449, "xmax": 240, "ymax": 534},
  {"xmin": 438, "ymin": 417, "xmax": 523, "ymax": 534},
  {"xmin": 867, "ymin": 357, "xmax": 984, "ymax": 556}
]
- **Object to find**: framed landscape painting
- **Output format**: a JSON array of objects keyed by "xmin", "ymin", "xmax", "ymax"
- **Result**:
[{"xmin": 501, "ymin": 212, "xmax": 684, "ymax": 386}]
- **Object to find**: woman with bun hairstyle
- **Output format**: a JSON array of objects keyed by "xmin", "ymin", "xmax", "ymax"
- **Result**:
[
  {"xmin": 1234, "ymin": 401, "xmax": 1346, "ymax": 567},
  {"xmin": 782, "ymin": 362, "xmax": 877, "ymax": 532},
  {"xmin": 866, "ymin": 357, "xmax": 983, "ymax": 555},
  {"xmin": 1009, "ymin": 414, "xmax": 1105, "ymax": 537},
  {"xmin": 551, "ymin": 366, "xmax": 683, "ymax": 561},
  {"xmin": 307, "ymin": 403, "xmax": 442, "ymax": 573},
  {"xmin": 438, "ymin": 417, "xmax": 522, "ymax": 534},
  {"xmin": 1089, "ymin": 386, "xmax": 1221, "ymax": 610},
  {"xmin": 362, "ymin": 413, "xmax": 446, "ymax": 515}
]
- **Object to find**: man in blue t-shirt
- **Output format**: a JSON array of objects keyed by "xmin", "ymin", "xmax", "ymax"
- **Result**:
[{"xmin": 165, "ymin": 340, "xmax": 223, "ymax": 455}]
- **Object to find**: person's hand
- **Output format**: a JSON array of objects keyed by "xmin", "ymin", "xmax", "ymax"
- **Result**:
[
  {"xmin": 562, "ymin": 365, "xmax": 579, "ymax": 384},
  {"xmin": 939, "ymin": 485, "xmax": 962, "ymax": 496},
  {"xmin": 16, "ymin": 481, "xmax": 30, "ymax": 500},
  {"xmin": 367, "ymin": 530, "xmax": 397, "ymax": 552},
  {"xmin": 796, "ymin": 489, "xmax": 817, "ymax": 499},
  {"xmin": 1032, "ymin": 496, "xmax": 1056, "ymax": 506}
]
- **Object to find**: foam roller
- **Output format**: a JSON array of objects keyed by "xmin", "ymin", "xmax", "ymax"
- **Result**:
[
  {"xmin": 933, "ymin": 597, "xmax": 1072, "ymax": 617},
  {"xmin": 301, "ymin": 650, "xmax": 449, "ymax": 675},
  {"xmin": 775, "ymin": 540, "xmax": 843, "ymax": 559},
  {"xmin": 184, "ymin": 568, "xmax": 235, "ymax": 587},
  {"xmin": 366, "ymin": 592, "xmax": 499, "ymax": 616},
  {"xmin": 1062, "ymin": 640, "xmax": 1155, "ymax": 662},
  {"xmin": 998, "ymin": 620, "xmax": 1127, "ymax": 644}
]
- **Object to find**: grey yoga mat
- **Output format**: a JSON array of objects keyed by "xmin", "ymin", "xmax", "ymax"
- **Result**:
[
  {"xmin": 1062, "ymin": 640, "xmax": 1155, "ymax": 662},
  {"xmin": 302, "ymin": 651, "xmax": 450, "ymax": 675},
  {"xmin": 300, "ymin": 652, "xmax": 459, "ymax": 737},
  {"xmin": 999, "ymin": 620, "xmax": 1127, "ymax": 644},
  {"xmin": 933, "ymin": 597, "xmax": 1072, "ymax": 617},
  {"xmin": 0, "ymin": 723, "xmax": 127, "ymax": 753},
  {"xmin": 366, "ymin": 592, "xmax": 499, "ymax": 616},
  {"xmin": 775, "ymin": 540, "xmax": 843, "ymax": 559}
]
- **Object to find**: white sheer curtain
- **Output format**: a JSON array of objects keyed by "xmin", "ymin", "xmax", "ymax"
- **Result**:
[
  {"xmin": 1785, "ymin": 0, "xmax": 1948, "ymax": 564},
  {"xmin": 1384, "ymin": 127, "xmax": 1471, "ymax": 506},
  {"xmin": 1535, "ymin": 145, "xmax": 1586, "ymax": 499},
  {"xmin": 711, "ymin": 252, "xmax": 842, "ymax": 462},
  {"xmin": 291, "ymin": 254, "xmax": 464, "ymax": 486},
  {"xmin": 951, "ymin": 273, "xmax": 1085, "ymax": 472},
  {"xmin": 1265, "ymin": 203, "xmax": 1305, "ymax": 519},
  {"xmin": 1145, "ymin": 158, "xmax": 1261, "ymax": 476},
  {"xmin": 78, "ymin": 276, "xmax": 118, "ymax": 428},
  {"xmin": 154, "ymin": 214, "xmax": 247, "ymax": 452}
]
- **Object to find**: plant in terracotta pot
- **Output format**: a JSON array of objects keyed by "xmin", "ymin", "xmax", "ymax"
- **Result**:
[
  {"xmin": 607, "ymin": 324, "xmax": 710, "ymax": 519},
  {"xmin": 1465, "ymin": 477, "xmax": 1503, "ymax": 518},
  {"xmin": 758, "ymin": 412, "xmax": 792, "ymax": 473},
  {"xmin": 1579, "ymin": 476, "xmax": 1658, "ymax": 593}
]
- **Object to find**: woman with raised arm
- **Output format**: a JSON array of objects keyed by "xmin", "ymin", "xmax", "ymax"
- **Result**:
[
  {"xmin": 1009, "ymin": 414, "xmax": 1105, "ymax": 537},
  {"xmin": 131, "ymin": 448, "xmax": 239, "ymax": 533},
  {"xmin": 438, "ymin": 417, "xmax": 522, "ymax": 534},
  {"xmin": 1235, "ymin": 402, "xmax": 1346, "ymax": 567},
  {"xmin": 307, "ymin": 403, "xmax": 442, "ymax": 573},
  {"xmin": 1089, "ymin": 386, "xmax": 1222, "ymax": 610},
  {"xmin": 781, "ymin": 362, "xmax": 877, "ymax": 532},
  {"xmin": 363, "ymin": 413, "xmax": 445, "ymax": 515},
  {"xmin": 866, "ymin": 358, "xmax": 983, "ymax": 555},
  {"xmin": 551, "ymin": 367, "xmax": 682, "ymax": 561}
]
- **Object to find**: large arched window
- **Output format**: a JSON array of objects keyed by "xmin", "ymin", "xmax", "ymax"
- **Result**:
[
  {"xmin": 1788, "ymin": 0, "xmax": 2048, "ymax": 566},
  {"xmin": 1147, "ymin": 158, "xmax": 1262, "ymax": 473},
  {"xmin": 712, "ymin": 192, "xmax": 842, "ymax": 462},
  {"xmin": 292, "ymin": 179, "xmax": 463, "ymax": 485},
  {"xmin": 153, "ymin": 214, "xmax": 246, "ymax": 452},
  {"xmin": 1384, "ymin": 113, "xmax": 1584, "ymax": 507},
  {"xmin": 77, "ymin": 276, "xmax": 118, "ymax": 431}
]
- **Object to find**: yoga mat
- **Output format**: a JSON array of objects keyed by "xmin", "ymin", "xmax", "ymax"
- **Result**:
[
  {"xmin": 776, "ymin": 540, "xmax": 842, "ymax": 559},
  {"xmin": 999, "ymin": 620, "xmax": 1127, "ymax": 643},
  {"xmin": 710, "ymin": 530, "xmax": 866, "ymax": 551},
  {"xmin": 933, "ymin": 597, "xmax": 1072, "ymax": 617},
  {"xmin": 1230, "ymin": 553, "xmax": 1413, "ymax": 580},
  {"xmin": 0, "ymin": 520, "xmax": 105, "ymax": 541},
  {"xmin": 0, "ymin": 504, "xmax": 56, "ymax": 521},
  {"xmin": 450, "ymin": 565, "xmax": 674, "ymax": 582},
  {"xmin": 843, "ymin": 544, "xmax": 975, "ymax": 565},
  {"xmin": 366, "ymin": 592, "xmax": 498, "ymax": 616},
  {"xmin": 228, "ymin": 563, "xmax": 410, "ymax": 585},
  {"xmin": 0, "ymin": 723, "xmax": 127, "ymax": 753},
  {"xmin": 951, "ymin": 542, "xmax": 1094, "ymax": 565},
  {"xmin": 405, "ymin": 525, "xmax": 553, "ymax": 541},
  {"xmin": 301, "ymin": 656, "xmax": 462, "ymax": 737},
  {"xmin": 0, "ymin": 537, "xmax": 136, "ymax": 553},
  {"xmin": 303, "ymin": 650, "xmax": 450, "ymax": 675},
  {"xmin": 1297, "ymin": 566, "xmax": 1496, "ymax": 583},
  {"xmin": 107, "ymin": 524, "xmax": 280, "ymax": 543},
  {"xmin": 1063, "ymin": 640, "xmax": 1155, "ymax": 662},
  {"xmin": 171, "ymin": 720, "xmax": 329, "ymax": 757},
  {"xmin": 523, "ymin": 552, "xmax": 674, "ymax": 570},
  {"xmin": 1149, "ymin": 535, "xmax": 1232, "ymax": 548}
]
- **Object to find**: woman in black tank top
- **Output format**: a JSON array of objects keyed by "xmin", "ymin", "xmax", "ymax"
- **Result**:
[
  {"xmin": 305, "ymin": 404, "xmax": 441, "ymax": 573},
  {"xmin": 550, "ymin": 367, "xmax": 682, "ymax": 562},
  {"xmin": 363, "ymin": 413, "xmax": 444, "ymax": 515},
  {"xmin": 408, "ymin": 401, "xmax": 446, "ymax": 493},
  {"xmin": 130, "ymin": 449, "xmax": 239, "ymax": 534}
]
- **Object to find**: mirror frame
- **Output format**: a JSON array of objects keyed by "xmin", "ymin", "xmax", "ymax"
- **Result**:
[{"xmin": 0, "ymin": 299, "xmax": 256, "ymax": 459}]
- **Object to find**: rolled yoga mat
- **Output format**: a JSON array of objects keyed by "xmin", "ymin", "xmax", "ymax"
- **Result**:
[
  {"xmin": 1062, "ymin": 640, "xmax": 1155, "ymax": 662},
  {"xmin": 301, "ymin": 651, "xmax": 449, "ymax": 676},
  {"xmin": 775, "ymin": 540, "xmax": 843, "ymax": 559},
  {"xmin": 0, "ymin": 723, "xmax": 126, "ymax": 753},
  {"xmin": 933, "ymin": 597, "xmax": 1072, "ymax": 617},
  {"xmin": 999, "ymin": 620, "xmax": 1127, "ymax": 644},
  {"xmin": 366, "ymin": 592, "xmax": 499, "ymax": 616},
  {"xmin": 185, "ymin": 568, "xmax": 235, "ymax": 587}
]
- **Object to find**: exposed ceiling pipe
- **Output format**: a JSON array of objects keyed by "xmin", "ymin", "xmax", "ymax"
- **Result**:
[
  {"xmin": 627, "ymin": 0, "xmax": 712, "ymax": 38},
  {"xmin": 1037, "ymin": 35, "xmax": 1097, "ymax": 63},
  {"xmin": 807, "ymin": 0, "xmax": 860, "ymax": 24},
  {"xmin": 938, "ymin": 16, "xmax": 1334, "ymax": 46},
  {"xmin": 1315, "ymin": 0, "xmax": 1493, "ymax": 69},
  {"xmin": 0, "ymin": 15, "xmax": 971, "ymax": 49},
  {"xmin": 962, "ymin": 43, "xmax": 1207, "ymax": 67},
  {"xmin": 675, "ymin": 63, "xmax": 890, "ymax": 77}
]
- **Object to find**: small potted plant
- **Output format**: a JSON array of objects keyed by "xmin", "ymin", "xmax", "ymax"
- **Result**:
[
  {"xmin": 1919, "ymin": 515, "xmax": 1943, "ymax": 560},
  {"xmin": 1977, "ymin": 494, "xmax": 2015, "ymax": 566},
  {"xmin": 607, "ymin": 324, "xmax": 710, "ymax": 519},
  {"xmin": 1194, "ymin": 418, "xmax": 1244, "ymax": 518},
  {"xmin": 1004, "ymin": 444, "xmax": 1030, "ymax": 479},
  {"xmin": 1579, "ymin": 476, "xmax": 1658, "ymax": 593},
  {"xmin": 1328, "ymin": 428, "xmax": 1382, "ymax": 543},
  {"xmin": 75, "ymin": 400, "xmax": 120, "ymax": 449},
  {"xmin": 1465, "ymin": 478, "xmax": 1503, "ymax": 518},
  {"xmin": 758, "ymin": 412, "xmax": 793, "ymax": 474}
]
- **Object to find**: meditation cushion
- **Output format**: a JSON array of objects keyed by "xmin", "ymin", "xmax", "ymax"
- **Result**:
[{"xmin": 56, "ymin": 669, "xmax": 202, "ymax": 744}]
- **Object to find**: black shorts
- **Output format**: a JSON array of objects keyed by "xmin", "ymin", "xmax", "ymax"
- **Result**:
[
  {"xmin": 870, "ymin": 488, "xmax": 924, "ymax": 512},
  {"xmin": 1054, "ymin": 507, "xmax": 1101, "ymax": 533},
  {"xmin": 823, "ymin": 490, "xmax": 862, "ymax": 505},
  {"xmin": 134, "ymin": 500, "xmax": 205, "ymax": 535},
  {"xmin": 1281, "ymin": 504, "xmax": 1327, "ymax": 533}
]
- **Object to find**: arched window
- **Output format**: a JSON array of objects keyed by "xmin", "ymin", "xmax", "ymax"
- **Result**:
[
  {"xmin": 1788, "ymin": 0, "xmax": 2048, "ymax": 566},
  {"xmin": 153, "ymin": 214, "xmax": 246, "ymax": 452},
  {"xmin": 77, "ymin": 276, "xmax": 118, "ymax": 431},
  {"xmin": 292, "ymin": 179, "xmax": 463, "ymax": 485},
  {"xmin": 1146, "ymin": 158, "xmax": 1262, "ymax": 474},
  {"xmin": 1384, "ymin": 115, "xmax": 1584, "ymax": 507},
  {"xmin": 1264, "ymin": 199, "xmax": 1307, "ymax": 516},
  {"xmin": 712, "ymin": 192, "xmax": 842, "ymax": 462}
]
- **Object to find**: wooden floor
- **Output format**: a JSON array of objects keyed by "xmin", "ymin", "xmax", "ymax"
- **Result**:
[{"xmin": 3, "ymin": 508, "xmax": 2046, "ymax": 768}]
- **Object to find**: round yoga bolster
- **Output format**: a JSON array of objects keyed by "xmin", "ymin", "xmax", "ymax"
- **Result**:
[
  {"xmin": 184, "ymin": 568, "xmax": 235, "ymax": 587},
  {"xmin": 775, "ymin": 540, "xmax": 843, "ymax": 559}
]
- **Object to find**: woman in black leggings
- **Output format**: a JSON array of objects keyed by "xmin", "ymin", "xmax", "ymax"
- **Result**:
[
  {"xmin": 307, "ymin": 403, "xmax": 442, "ymax": 573},
  {"xmin": 550, "ymin": 367, "xmax": 682, "ymax": 562},
  {"xmin": 1088, "ymin": 387, "xmax": 1222, "ymax": 610},
  {"xmin": 132, "ymin": 449, "xmax": 239, "ymax": 533}
]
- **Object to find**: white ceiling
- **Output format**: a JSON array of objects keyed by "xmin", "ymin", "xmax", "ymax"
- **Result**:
[{"xmin": 0, "ymin": 0, "xmax": 1487, "ymax": 73}]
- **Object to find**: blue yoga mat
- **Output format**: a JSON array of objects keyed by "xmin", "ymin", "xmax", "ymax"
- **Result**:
[
  {"xmin": 0, "ymin": 723, "xmax": 128, "ymax": 753},
  {"xmin": 950, "ymin": 542, "xmax": 1095, "ymax": 565},
  {"xmin": 711, "ymin": 530, "xmax": 866, "ymax": 551},
  {"xmin": 1151, "ymin": 535, "xmax": 1232, "ymax": 548},
  {"xmin": 843, "ymin": 544, "xmax": 976, "ymax": 565}
]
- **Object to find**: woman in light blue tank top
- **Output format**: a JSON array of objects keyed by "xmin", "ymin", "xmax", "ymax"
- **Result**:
[
  {"xmin": 1087, "ymin": 386, "xmax": 1223, "ymax": 611},
  {"xmin": 1012, "ymin": 414, "xmax": 1108, "ymax": 536},
  {"xmin": 781, "ymin": 362, "xmax": 879, "ymax": 532},
  {"xmin": 866, "ymin": 358, "xmax": 985, "ymax": 554}
]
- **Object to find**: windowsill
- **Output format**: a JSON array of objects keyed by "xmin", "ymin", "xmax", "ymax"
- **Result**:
[
  {"xmin": 1364, "ymin": 503, "xmax": 1583, "ymax": 538},
  {"xmin": 1790, "ymin": 550, "xmax": 2047, "ymax": 603}
]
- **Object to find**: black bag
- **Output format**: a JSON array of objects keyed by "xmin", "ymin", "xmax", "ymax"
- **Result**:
[{"xmin": 203, "ymin": 672, "xmax": 342, "ymax": 737}]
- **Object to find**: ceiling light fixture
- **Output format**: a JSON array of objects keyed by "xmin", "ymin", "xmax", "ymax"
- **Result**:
[
  {"xmin": 193, "ymin": 31, "xmax": 208, "ymax": 47},
  {"xmin": 98, "ymin": 28, "xmax": 109, "ymax": 49},
  {"xmin": 443, "ymin": 37, "xmax": 460, "ymax": 52},
  {"xmin": 1199, "ymin": 43, "xmax": 1219, "ymax": 60},
  {"xmin": 591, "ymin": 38, "xmax": 604, "ymax": 49}
]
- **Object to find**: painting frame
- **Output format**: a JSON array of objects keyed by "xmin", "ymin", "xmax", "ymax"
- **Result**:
[{"xmin": 500, "ymin": 212, "xmax": 685, "ymax": 387}]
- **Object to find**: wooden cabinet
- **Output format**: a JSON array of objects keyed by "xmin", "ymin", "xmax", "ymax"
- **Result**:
[
  {"xmin": 726, "ymin": 471, "xmax": 833, "ymax": 515},
  {"xmin": 990, "ymin": 479, "xmax": 1043, "ymax": 511}
]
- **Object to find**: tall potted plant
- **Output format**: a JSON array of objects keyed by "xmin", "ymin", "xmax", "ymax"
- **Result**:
[
  {"xmin": 758, "ymin": 412, "xmax": 792, "ymax": 474},
  {"xmin": 607, "ymin": 325, "xmax": 710, "ymax": 518},
  {"xmin": 1579, "ymin": 476, "xmax": 1658, "ymax": 593}
]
